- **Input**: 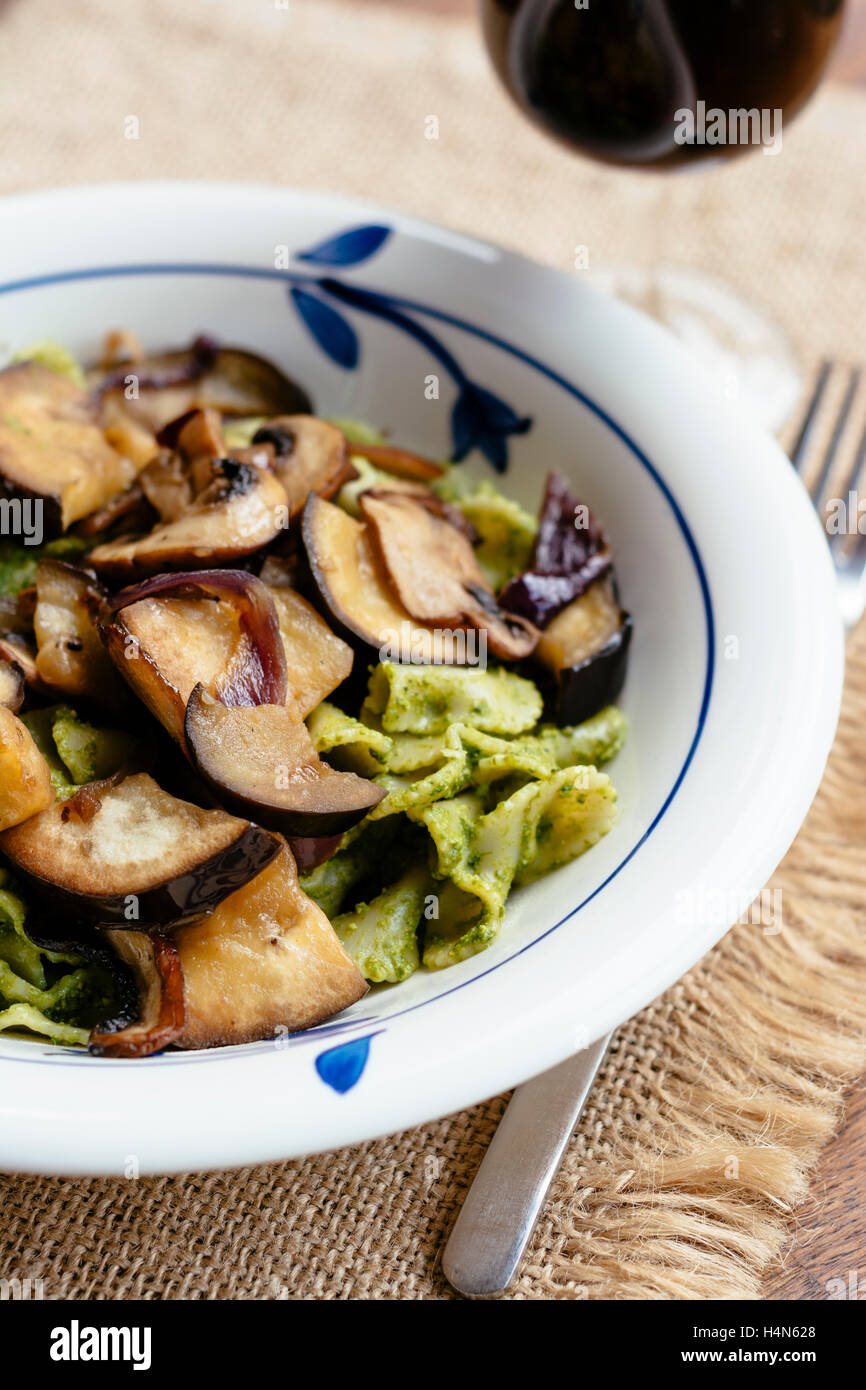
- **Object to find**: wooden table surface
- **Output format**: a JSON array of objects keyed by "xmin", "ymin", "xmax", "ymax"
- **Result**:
[{"xmin": 353, "ymin": 0, "xmax": 866, "ymax": 1305}]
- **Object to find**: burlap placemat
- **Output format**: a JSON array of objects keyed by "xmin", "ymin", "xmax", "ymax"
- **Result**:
[{"xmin": 1, "ymin": 0, "xmax": 865, "ymax": 1300}]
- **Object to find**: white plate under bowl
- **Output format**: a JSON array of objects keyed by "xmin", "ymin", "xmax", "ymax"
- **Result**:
[{"xmin": 0, "ymin": 183, "xmax": 843, "ymax": 1175}]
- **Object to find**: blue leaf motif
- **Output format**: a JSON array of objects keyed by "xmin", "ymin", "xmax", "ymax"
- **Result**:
[
  {"xmin": 315, "ymin": 1035, "xmax": 375, "ymax": 1094},
  {"xmin": 451, "ymin": 382, "xmax": 532, "ymax": 473},
  {"xmin": 296, "ymin": 225, "xmax": 392, "ymax": 267},
  {"xmin": 290, "ymin": 287, "xmax": 359, "ymax": 370}
]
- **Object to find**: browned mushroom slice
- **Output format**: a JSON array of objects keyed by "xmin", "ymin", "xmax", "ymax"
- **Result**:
[
  {"xmin": 359, "ymin": 492, "xmax": 538, "ymax": 661},
  {"xmin": 0, "ymin": 363, "xmax": 136, "ymax": 533},
  {"xmin": 0, "ymin": 772, "xmax": 279, "ymax": 927},
  {"xmin": 184, "ymin": 686, "xmax": 384, "ymax": 837},
  {"xmin": 0, "ymin": 633, "xmax": 46, "ymax": 694},
  {"xmin": 174, "ymin": 840, "xmax": 367, "ymax": 1049},
  {"xmin": 349, "ymin": 440, "xmax": 445, "ymax": 482},
  {"xmin": 90, "ymin": 341, "xmax": 313, "ymax": 433},
  {"xmin": 137, "ymin": 449, "xmax": 194, "ymax": 523},
  {"xmin": 0, "ymin": 656, "xmax": 25, "ymax": 712},
  {"xmin": 33, "ymin": 559, "xmax": 128, "ymax": 706},
  {"xmin": 251, "ymin": 416, "xmax": 357, "ymax": 518},
  {"xmin": 156, "ymin": 406, "xmax": 225, "ymax": 460},
  {"xmin": 268, "ymin": 586, "xmax": 353, "ymax": 718},
  {"xmin": 303, "ymin": 495, "xmax": 467, "ymax": 664},
  {"xmin": 72, "ymin": 482, "xmax": 153, "ymax": 539},
  {"xmin": 87, "ymin": 459, "xmax": 289, "ymax": 581},
  {"xmin": 90, "ymin": 930, "xmax": 186, "ymax": 1058}
]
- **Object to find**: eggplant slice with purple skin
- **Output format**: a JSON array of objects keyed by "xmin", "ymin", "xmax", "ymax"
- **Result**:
[
  {"xmin": 90, "ymin": 930, "xmax": 186, "ymax": 1057},
  {"xmin": 32, "ymin": 558, "xmax": 129, "ymax": 708},
  {"xmin": 99, "ymin": 569, "xmax": 346, "ymax": 741},
  {"xmin": 87, "ymin": 458, "xmax": 290, "ymax": 581},
  {"xmin": 24, "ymin": 917, "xmax": 186, "ymax": 1059},
  {"xmin": 251, "ymin": 416, "xmax": 358, "ymax": 519},
  {"xmin": 0, "ymin": 363, "xmax": 136, "ymax": 535},
  {"xmin": 359, "ymin": 491, "xmax": 538, "ymax": 661},
  {"xmin": 173, "ymin": 839, "xmax": 368, "ymax": 1049},
  {"xmin": 534, "ymin": 575, "xmax": 632, "ymax": 726},
  {"xmin": 89, "ymin": 339, "xmax": 313, "ymax": 434},
  {"xmin": 184, "ymin": 684, "xmax": 385, "ymax": 838},
  {"xmin": 499, "ymin": 470, "xmax": 612, "ymax": 628},
  {"xmin": 0, "ymin": 771, "xmax": 280, "ymax": 928}
]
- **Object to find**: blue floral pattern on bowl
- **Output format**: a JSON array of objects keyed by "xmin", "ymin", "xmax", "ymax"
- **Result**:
[{"xmin": 287, "ymin": 225, "xmax": 532, "ymax": 472}]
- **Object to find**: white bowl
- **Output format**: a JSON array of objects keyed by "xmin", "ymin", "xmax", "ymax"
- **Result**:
[{"xmin": 0, "ymin": 183, "xmax": 843, "ymax": 1175}]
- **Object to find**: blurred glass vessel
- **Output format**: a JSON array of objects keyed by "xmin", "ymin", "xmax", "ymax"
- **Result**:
[{"xmin": 481, "ymin": 0, "xmax": 846, "ymax": 170}]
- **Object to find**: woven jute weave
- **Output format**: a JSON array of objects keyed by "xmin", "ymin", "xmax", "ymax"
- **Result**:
[{"xmin": 1, "ymin": 0, "xmax": 866, "ymax": 1300}]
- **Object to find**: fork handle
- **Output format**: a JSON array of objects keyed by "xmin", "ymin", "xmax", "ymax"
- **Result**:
[{"xmin": 442, "ymin": 1031, "xmax": 613, "ymax": 1297}]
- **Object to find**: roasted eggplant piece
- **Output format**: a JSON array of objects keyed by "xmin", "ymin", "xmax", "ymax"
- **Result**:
[
  {"xmin": 0, "ymin": 363, "xmax": 136, "ymax": 533},
  {"xmin": 500, "ymin": 471, "xmax": 612, "ymax": 627},
  {"xmin": 90, "ymin": 930, "xmax": 186, "ymax": 1058},
  {"xmin": 535, "ymin": 576, "xmax": 632, "ymax": 726},
  {"xmin": 0, "ymin": 705, "xmax": 54, "ymax": 831},
  {"xmin": 268, "ymin": 585, "xmax": 353, "ymax": 718},
  {"xmin": 90, "ymin": 339, "xmax": 313, "ymax": 433},
  {"xmin": 100, "ymin": 569, "xmax": 288, "ymax": 742},
  {"xmin": 184, "ymin": 685, "xmax": 384, "ymax": 837},
  {"xmin": 252, "ymin": 416, "xmax": 357, "ymax": 519},
  {"xmin": 174, "ymin": 840, "xmax": 367, "ymax": 1048},
  {"xmin": 0, "ymin": 656, "xmax": 25, "ymax": 712},
  {"xmin": 302, "ymin": 494, "xmax": 468, "ymax": 665},
  {"xmin": 87, "ymin": 458, "xmax": 289, "ymax": 580},
  {"xmin": 33, "ymin": 559, "xmax": 128, "ymax": 706},
  {"xmin": 0, "ymin": 772, "xmax": 279, "ymax": 927},
  {"xmin": 287, "ymin": 833, "xmax": 343, "ymax": 874},
  {"xmin": 359, "ymin": 491, "xmax": 538, "ymax": 661}
]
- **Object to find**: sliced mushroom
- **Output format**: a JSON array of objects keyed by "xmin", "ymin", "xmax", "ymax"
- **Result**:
[
  {"xmin": 137, "ymin": 449, "xmax": 194, "ymax": 524},
  {"xmin": 252, "ymin": 416, "xmax": 357, "ymax": 519},
  {"xmin": 0, "ymin": 363, "xmax": 136, "ymax": 532},
  {"xmin": 0, "ymin": 771, "xmax": 279, "ymax": 927},
  {"xmin": 87, "ymin": 459, "xmax": 289, "ymax": 580},
  {"xmin": 33, "ymin": 559, "xmax": 128, "ymax": 706},
  {"xmin": 90, "ymin": 930, "xmax": 186, "ymax": 1058},
  {"xmin": 302, "ymin": 494, "xmax": 460, "ymax": 665},
  {"xmin": 0, "ymin": 656, "xmax": 25, "ymax": 712},
  {"xmin": 90, "ymin": 340, "xmax": 313, "ymax": 433},
  {"xmin": 72, "ymin": 482, "xmax": 154, "ymax": 539},
  {"xmin": 360, "ymin": 491, "xmax": 538, "ymax": 661},
  {"xmin": 184, "ymin": 685, "xmax": 384, "ymax": 837},
  {"xmin": 174, "ymin": 840, "xmax": 367, "ymax": 1049}
]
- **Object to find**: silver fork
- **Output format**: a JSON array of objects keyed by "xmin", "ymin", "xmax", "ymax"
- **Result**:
[{"xmin": 442, "ymin": 363, "xmax": 866, "ymax": 1298}]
